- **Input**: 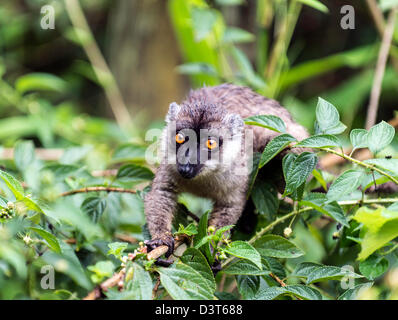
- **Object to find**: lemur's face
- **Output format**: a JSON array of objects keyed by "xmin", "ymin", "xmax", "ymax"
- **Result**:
[{"xmin": 164, "ymin": 102, "xmax": 244, "ymax": 179}]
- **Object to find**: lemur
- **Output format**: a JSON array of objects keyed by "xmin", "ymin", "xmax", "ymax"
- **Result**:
[{"xmin": 144, "ymin": 84, "xmax": 310, "ymax": 260}]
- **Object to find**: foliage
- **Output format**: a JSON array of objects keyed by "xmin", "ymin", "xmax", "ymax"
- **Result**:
[{"xmin": 0, "ymin": 0, "xmax": 398, "ymax": 301}]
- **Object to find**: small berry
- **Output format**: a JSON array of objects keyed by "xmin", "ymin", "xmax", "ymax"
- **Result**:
[{"xmin": 284, "ymin": 227, "xmax": 292, "ymax": 238}]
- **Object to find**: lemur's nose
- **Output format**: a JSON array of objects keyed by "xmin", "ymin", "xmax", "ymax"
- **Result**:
[{"xmin": 178, "ymin": 164, "xmax": 195, "ymax": 179}]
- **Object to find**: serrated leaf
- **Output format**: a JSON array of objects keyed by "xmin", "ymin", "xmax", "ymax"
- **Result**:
[
  {"xmin": 30, "ymin": 227, "xmax": 61, "ymax": 253},
  {"xmin": 338, "ymin": 282, "xmax": 373, "ymax": 300},
  {"xmin": 107, "ymin": 242, "xmax": 128, "ymax": 259},
  {"xmin": 367, "ymin": 121, "xmax": 395, "ymax": 154},
  {"xmin": 350, "ymin": 128, "xmax": 368, "ymax": 150},
  {"xmin": 283, "ymin": 152, "xmax": 318, "ymax": 196},
  {"xmin": 124, "ymin": 263, "xmax": 153, "ymax": 300},
  {"xmin": 116, "ymin": 164, "xmax": 154, "ymax": 182},
  {"xmin": 224, "ymin": 241, "xmax": 262, "ymax": 269},
  {"xmin": 251, "ymin": 180, "xmax": 278, "ymax": 220},
  {"xmin": 81, "ymin": 197, "xmax": 107, "ymax": 223},
  {"xmin": 222, "ymin": 258, "xmax": 270, "ymax": 276},
  {"xmin": 253, "ymin": 235, "xmax": 304, "ymax": 258},
  {"xmin": 363, "ymin": 158, "xmax": 398, "ymax": 175},
  {"xmin": 180, "ymin": 248, "xmax": 216, "ymax": 292},
  {"xmin": 293, "ymin": 262, "xmax": 362, "ymax": 284},
  {"xmin": 158, "ymin": 263, "xmax": 215, "ymax": 300},
  {"xmin": 236, "ymin": 275, "xmax": 260, "ymax": 299},
  {"xmin": 301, "ymin": 193, "xmax": 349, "ymax": 227},
  {"xmin": 359, "ymin": 254, "xmax": 389, "ymax": 280},
  {"xmin": 295, "ymin": 134, "xmax": 341, "ymax": 148},
  {"xmin": 245, "ymin": 115, "xmax": 286, "ymax": 133},
  {"xmin": 259, "ymin": 133, "xmax": 296, "ymax": 168},
  {"xmin": 254, "ymin": 284, "xmax": 322, "ymax": 300},
  {"xmin": 0, "ymin": 170, "xmax": 24, "ymax": 199},
  {"xmin": 326, "ymin": 169, "xmax": 365, "ymax": 203},
  {"xmin": 315, "ymin": 97, "xmax": 340, "ymax": 133}
]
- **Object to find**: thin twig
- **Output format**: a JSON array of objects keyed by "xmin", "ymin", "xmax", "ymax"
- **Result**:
[
  {"xmin": 64, "ymin": 0, "xmax": 132, "ymax": 129},
  {"xmin": 319, "ymin": 147, "xmax": 398, "ymax": 185},
  {"xmin": 269, "ymin": 272, "xmax": 286, "ymax": 287},
  {"xmin": 152, "ymin": 277, "xmax": 161, "ymax": 300},
  {"xmin": 365, "ymin": 7, "xmax": 397, "ymax": 129},
  {"xmin": 60, "ymin": 187, "xmax": 136, "ymax": 197}
]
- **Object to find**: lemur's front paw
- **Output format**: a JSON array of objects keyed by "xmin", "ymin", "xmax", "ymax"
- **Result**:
[{"xmin": 144, "ymin": 235, "xmax": 175, "ymax": 258}]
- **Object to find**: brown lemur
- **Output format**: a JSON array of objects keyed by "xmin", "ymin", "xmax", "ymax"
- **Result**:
[{"xmin": 144, "ymin": 83, "xmax": 309, "ymax": 259}]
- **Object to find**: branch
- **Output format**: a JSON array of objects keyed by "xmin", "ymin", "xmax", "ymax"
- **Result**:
[
  {"xmin": 319, "ymin": 147, "xmax": 398, "ymax": 185},
  {"xmin": 64, "ymin": 0, "xmax": 132, "ymax": 129},
  {"xmin": 60, "ymin": 187, "xmax": 136, "ymax": 197},
  {"xmin": 365, "ymin": 7, "xmax": 398, "ymax": 129},
  {"xmin": 319, "ymin": 115, "xmax": 398, "ymax": 169}
]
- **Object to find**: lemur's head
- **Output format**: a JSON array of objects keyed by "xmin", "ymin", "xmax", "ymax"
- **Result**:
[{"xmin": 163, "ymin": 100, "xmax": 245, "ymax": 179}]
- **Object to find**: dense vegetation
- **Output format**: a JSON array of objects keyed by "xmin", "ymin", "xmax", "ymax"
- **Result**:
[{"xmin": 0, "ymin": 0, "xmax": 398, "ymax": 300}]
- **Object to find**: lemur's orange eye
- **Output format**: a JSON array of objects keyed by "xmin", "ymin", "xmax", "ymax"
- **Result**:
[
  {"xmin": 206, "ymin": 139, "xmax": 217, "ymax": 150},
  {"xmin": 175, "ymin": 133, "xmax": 185, "ymax": 144}
]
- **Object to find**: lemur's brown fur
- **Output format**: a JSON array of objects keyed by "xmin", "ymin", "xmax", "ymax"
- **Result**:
[{"xmin": 144, "ymin": 84, "xmax": 309, "ymax": 255}]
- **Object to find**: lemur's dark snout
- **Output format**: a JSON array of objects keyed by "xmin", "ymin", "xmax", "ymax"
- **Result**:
[{"xmin": 177, "ymin": 164, "xmax": 197, "ymax": 179}]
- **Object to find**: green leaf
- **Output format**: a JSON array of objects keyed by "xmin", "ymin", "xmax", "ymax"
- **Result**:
[
  {"xmin": 223, "ymin": 27, "xmax": 255, "ymax": 43},
  {"xmin": 15, "ymin": 72, "xmax": 68, "ymax": 93},
  {"xmin": 112, "ymin": 143, "xmax": 147, "ymax": 162},
  {"xmin": 222, "ymin": 258, "xmax": 270, "ymax": 276},
  {"xmin": 350, "ymin": 128, "xmax": 368, "ymax": 150},
  {"xmin": 176, "ymin": 62, "xmax": 218, "ymax": 77},
  {"xmin": 30, "ymin": 227, "xmax": 61, "ymax": 253},
  {"xmin": 359, "ymin": 254, "xmax": 389, "ymax": 280},
  {"xmin": 338, "ymin": 282, "xmax": 373, "ymax": 300},
  {"xmin": 301, "ymin": 193, "xmax": 349, "ymax": 227},
  {"xmin": 176, "ymin": 223, "xmax": 198, "ymax": 236},
  {"xmin": 296, "ymin": 0, "xmax": 329, "ymax": 13},
  {"xmin": 81, "ymin": 197, "xmax": 107, "ymax": 223},
  {"xmin": 326, "ymin": 169, "xmax": 365, "ymax": 203},
  {"xmin": 253, "ymin": 235, "xmax": 304, "ymax": 258},
  {"xmin": 367, "ymin": 121, "xmax": 395, "ymax": 154},
  {"xmin": 230, "ymin": 46, "xmax": 266, "ymax": 89},
  {"xmin": 124, "ymin": 263, "xmax": 153, "ymax": 300},
  {"xmin": 364, "ymin": 158, "xmax": 398, "ymax": 175},
  {"xmin": 236, "ymin": 275, "xmax": 260, "ymax": 299},
  {"xmin": 295, "ymin": 134, "xmax": 341, "ymax": 148},
  {"xmin": 244, "ymin": 115, "xmax": 286, "ymax": 133},
  {"xmin": 158, "ymin": 262, "xmax": 215, "ymax": 300},
  {"xmin": 41, "ymin": 242, "xmax": 92, "ymax": 290},
  {"xmin": 223, "ymin": 241, "xmax": 262, "ymax": 269},
  {"xmin": 254, "ymin": 284, "xmax": 322, "ymax": 300},
  {"xmin": 259, "ymin": 133, "xmax": 296, "ymax": 168},
  {"xmin": 0, "ymin": 170, "xmax": 24, "ymax": 199},
  {"xmin": 107, "ymin": 242, "xmax": 128, "ymax": 259},
  {"xmin": 315, "ymin": 97, "xmax": 340, "ymax": 133},
  {"xmin": 192, "ymin": 8, "xmax": 218, "ymax": 42},
  {"xmin": 88, "ymin": 261, "xmax": 115, "ymax": 283},
  {"xmin": 293, "ymin": 262, "xmax": 363, "ymax": 284},
  {"xmin": 251, "ymin": 180, "xmax": 278, "ymax": 220},
  {"xmin": 353, "ymin": 206, "xmax": 398, "ymax": 260},
  {"xmin": 283, "ymin": 152, "xmax": 318, "ymax": 196},
  {"xmin": 116, "ymin": 164, "xmax": 154, "ymax": 182},
  {"xmin": 194, "ymin": 211, "xmax": 212, "ymax": 263},
  {"xmin": 180, "ymin": 248, "xmax": 216, "ymax": 292}
]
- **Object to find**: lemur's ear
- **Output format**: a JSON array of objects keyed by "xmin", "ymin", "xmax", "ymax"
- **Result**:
[
  {"xmin": 223, "ymin": 113, "xmax": 244, "ymax": 134},
  {"xmin": 166, "ymin": 102, "xmax": 181, "ymax": 123}
]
